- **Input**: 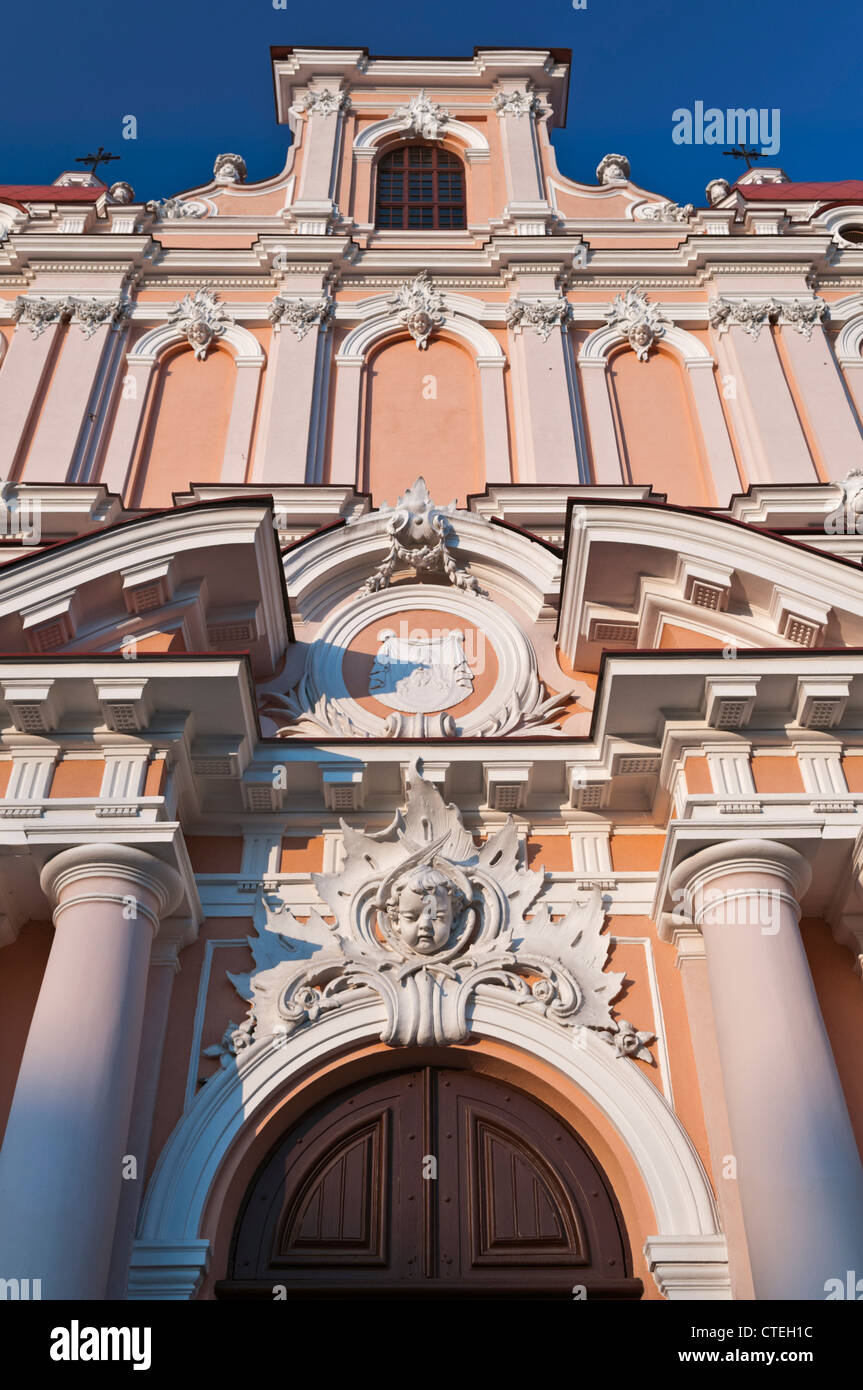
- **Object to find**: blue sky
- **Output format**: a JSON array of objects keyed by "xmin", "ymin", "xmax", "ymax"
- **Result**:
[{"xmin": 1, "ymin": 0, "xmax": 859, "ymax": 204}]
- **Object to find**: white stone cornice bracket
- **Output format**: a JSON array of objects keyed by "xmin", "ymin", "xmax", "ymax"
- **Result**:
[
  {"xmin": 506, "ymin": 294, "xmax": 572, "ymax": 342},
  {"xmin": 267, "ymin": 294, "xmax": 333, "ymax": 340},
  {"xmin": 708, "ymin": 295, "xmax": 829, "ymax": 341}
]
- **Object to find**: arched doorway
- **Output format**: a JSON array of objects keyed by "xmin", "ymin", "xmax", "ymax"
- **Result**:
[{"xmin": 217, "ymin": 1065, "xmax": 642, "ymax": 1299}]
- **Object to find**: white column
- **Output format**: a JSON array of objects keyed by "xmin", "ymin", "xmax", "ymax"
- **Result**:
[
  {"xmin": 100, "ymin": 355, "xmax": 156, "ymax": 497},
  {"xmin": 578, "ymin": 359, "xmax": 625, "ymax": 483},
  {"xmin": 329, "ymin": 356, "xmax": 364, "ymax": 485},
  {"xmin": 0, "ymin": 322, "xmax": 62, "ymax": 478},
  {"xmin": 780, "ymin": 325, "xmax": 863, "ymax": 478},
  {"xmin": 477, "ymin": 358, "xmax": 512, "ymax": 481},
  {"xmin": 24, "ymin": 322, "xmax": 115, "ymax": 483},
  {"xmin": 221, "ymin": 360, "xmax": 262, "ymax": 484},
  {"xmin": 669, "ymin": 839, "xmax": 863, "ymax": 1299},
  {"xmin": 510, "ymin": 326, "xmax": 580, "ymax": 483},
  {"xmin": 0, "ymin": 844, "xmax": 183, "ymax": 1299},
  {"xmin": 105, "ymin": 925, "xmax": 187, "ymax": 1298},
  {"xmin": 711, "ymin": 325, "xmax": 815, "ymax": 484},
  {"xmin": 684, "ymin": 361, "xmax": 742, "ymax": 504},
  {"xmin": 253, "ymin": 325, "xmax": 322, "ymax": 484}
]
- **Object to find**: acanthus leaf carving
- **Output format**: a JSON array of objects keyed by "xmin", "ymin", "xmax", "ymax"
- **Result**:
[
  {"xmin": 392, "ymin": 90, "xmax": 450, "ymax": 140},
  {"xmin": 166, "ymin": 286, "xmax": 234, "ymax": 360},
  {"xmin": 267, "ymin": 294, "xmax": 333, "ymax": 340},
  {"xmin": 604, "ymin": 284, "xmax": 671, "ymax": 361},
  {"xmin": 634, "ymin": 200, "xmax": 694, "ymax": 223},
  {"xmin": 506, "ymin": 296, "xmax": 572, "ymax": 342},
  {"xmin": 492, "ymin": 87, "xmax": 540, "ymax": 119},
  {"xmin": 220, "ymin": 768, "xmax": 638, "ymax": 1051},
  {"xmin": 388, "ymin": 271, "xmax": 446, "ymax": 350},
  {"xmin": 708, "ymin": 295, "xmax": 829, "ymax": 341},
  {"xmin": 295, "ymin": 88, "xmax": 350, "ymax": 119}
]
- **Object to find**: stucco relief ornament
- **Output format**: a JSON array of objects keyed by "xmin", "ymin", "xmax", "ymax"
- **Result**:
[
  {"xmin": 167, "ymin": 287, "xmax": 233, "ymax": 360},
  {"xmin": 389, "ymin": 271, "xmax": 446, "ymax": 350},
  {"xmin": 634, "ymin": 200, "xmax": 694, "ymax": 223},
  {"xmin": 146, "ymin": 197, "xmax": 209, "ymax": 219},
  {"xmin": 296, "ymin": 88, "xmax": 350, "ymax": 118},
  {"xmin": 370, "ymin": 628, "xmax": 474, "ymax": 713},
  {"xmin": 705, "ymin": 178, "xmax": 731, "ymax": 206},
  {"xmin": 213, "ymin": 153, "xmax": 247, "ymax": 184},
  {"xmin": 393, "ymin": 90, "xmax": 450, "ymax": 141},
  {"xmin": 267, "ymin": 294, "xmax": 333, "ymax": 340},
  {"xmin": 506, "ymin": 296, "xmax": 572, "ymax": 342},
  {"xmin": 11, "ymin": 296, "xmax": 73, "ymax": 339},
  {"xmin": 492, "ymin": 87, "xmax": 540, "ymax": 118},
  {"xmin": 604, "ymin": 285, "xmax": 671, "ymax": 361},
  {"xmin": 596, "ymin": 153, "xmax": 631, "ymax": 185},
  {"xmin": 222, "ymin": 768, "xmax": 634, "ymax": 1050},
  {"xmin": 70, "ymin": 297, "xmax": 131, "ymax": 339},
  {"xmin": 361, "ymin": 476, "xmax": 481, "ymax": 596}
]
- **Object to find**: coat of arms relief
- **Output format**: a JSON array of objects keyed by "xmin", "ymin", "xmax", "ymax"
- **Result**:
[
  {"xmin": 258, "ymin": 478, "xmax": 579, "ymax": 739},
  {"xmin": 210, "ymin": 770, "xmax": 654, "ymax": 1059}
]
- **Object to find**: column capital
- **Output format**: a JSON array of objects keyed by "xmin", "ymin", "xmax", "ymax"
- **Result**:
[
  {"xmin": 40, "ymin": 843, "xmax": 184, "ymax": 932},
  {"xmin": 664, "ymin": 838, "xmax": 812, "ymax": 939}
]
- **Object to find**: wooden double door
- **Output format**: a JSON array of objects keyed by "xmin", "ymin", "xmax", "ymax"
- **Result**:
[{"xmin": 219, "ymin": 1065, "xmax": 641, "ymax": 1299}]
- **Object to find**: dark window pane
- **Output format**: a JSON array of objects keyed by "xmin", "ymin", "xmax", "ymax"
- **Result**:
[{"xmin": 376, "ymin": 144, "xmax": 466, "ymax": 229}]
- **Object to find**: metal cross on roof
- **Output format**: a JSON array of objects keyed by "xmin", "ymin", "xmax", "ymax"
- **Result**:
[
  {"xmin": 723, "ymin": 144, "xmax": 767, "ymax": 171},
  {"xmin": 74, "ymin": 146, "xmax": 121, "ymax": 178}
]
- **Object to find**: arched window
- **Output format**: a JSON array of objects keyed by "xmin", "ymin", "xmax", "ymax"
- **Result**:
[{"xmin": 375, "ymin": 144, "xmax": 466, "ymax": 229}]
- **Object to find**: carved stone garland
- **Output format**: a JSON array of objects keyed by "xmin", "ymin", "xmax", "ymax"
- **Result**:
[
  {"xmin": 216, "ymin": 769, "xmax": 653, "ymax": 1054},
  {"xmin": 267, "ymin": 294, "xmax": 333, "ymax": 340},
  {"xmin": 708, "ymin": 295, "xmax": 829, "ymax": 341},
  {"xmin": 360, "ymin": 476, "xmax": 480, "ymax": 595},
  {"xmin": 505, "ymin": 296, "xmax": 572, "ymax": 342}
]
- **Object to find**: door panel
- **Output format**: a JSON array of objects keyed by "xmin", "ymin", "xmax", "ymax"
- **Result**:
[{"xmin": 218, "ymin": 1065, "xmax": 642, "ymax": 1299}]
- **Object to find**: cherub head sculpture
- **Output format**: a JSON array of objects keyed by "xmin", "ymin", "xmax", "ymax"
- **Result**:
[{"xmin": 380, "ymin": 858, "xmax": 472, "ymax": 957}]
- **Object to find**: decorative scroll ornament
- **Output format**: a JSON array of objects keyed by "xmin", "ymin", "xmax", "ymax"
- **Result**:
[
  {"xmin": 492, "ymin": 87, "xmax": 540, "ymax": 118},
  {"xmin": 506, "ymin": 296, "xmax": 572, "ymax": 342},
  {"xmin": 213, "ymin": 153, "xmax": 247, "ymax": 184},
  {"xmin": 370, "ymin": 629, "xmax": 474, "ymax": 713},
  {"xmin": 12, "ymin": 295, "xmax": 129, "ymax": 339},
  {"xmin": 603, "ymin": 1017, "xmax": 656, "ymax": 1062},
  {"xmin": 267, "ymin": 294, "xmax": 333, "ymax": 340},
  {"xmin": 361, "ymin": 476, "xmax": 480, "ymax": 596},
  {"xmin": 634, "ymin": 200, "xmax": 694, "ymax": 223},
  {"xmin": 596, "ymin": 153, "xmax": 631, "ymax": 185},
  {"xmin": 604, "ymin": 285, "xmax": 671, "ymax": 361},
  {"xmin": 223, "ymin": 768, "xmax": 633, "ymax": 1050},
  {"xmin": 708, "ymin": 295, "xmax": 828, "ymax": 341},
  {"xmin": 167, "ymin": 287, "xmax": 234, "ymax": 360},
  {"xmin": 146, "ymin": 197, "xmax": 209, "ymax": 220},
  {"xmin": 389, "ymin": 271, "xmax": 446, "ymax": 350},
  {"xmin": 393, "ymin": 90, "xmax": 450, "ymax": 141},
  {"xmin": 296, "ymin": 88, "xmax": 350, "ymax": 118}
]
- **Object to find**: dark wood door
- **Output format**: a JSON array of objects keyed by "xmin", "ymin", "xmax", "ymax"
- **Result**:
[{"xmin": 218, "ymin": 1066, "xmax": 642, "ymax": 1299}]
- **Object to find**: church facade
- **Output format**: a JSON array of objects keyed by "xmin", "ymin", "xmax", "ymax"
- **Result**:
[{"xmin": 1, "ymin": 45, "xmax": 863, "ymax": 1301}]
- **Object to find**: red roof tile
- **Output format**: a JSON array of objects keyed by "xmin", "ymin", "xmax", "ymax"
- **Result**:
[{"xmin": 738, "ymin": 180, "xmax": 863, "ymax": 203}]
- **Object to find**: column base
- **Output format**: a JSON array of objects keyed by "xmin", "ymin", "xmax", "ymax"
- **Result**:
[{"xmin": 644, "ymin": 1234, "xmax": 732, "ymax": 1300}]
